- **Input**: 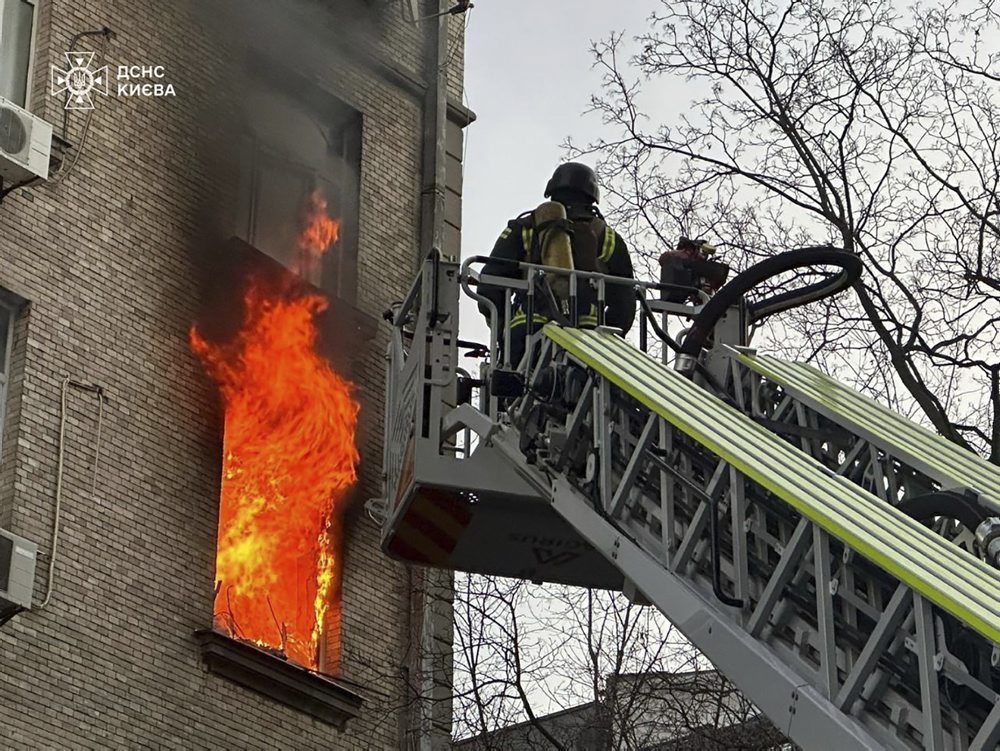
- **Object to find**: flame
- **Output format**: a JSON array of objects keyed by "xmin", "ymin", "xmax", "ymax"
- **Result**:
[
  {"xmin": 191, "ymin": 190, "xmax": 358, "ymax": 671},
  {"xmin": 297, "ymin": 191, "xmax": 341, "ymax": 275}
]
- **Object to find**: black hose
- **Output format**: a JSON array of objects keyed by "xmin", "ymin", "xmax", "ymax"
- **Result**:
[
  {"xmin": 429, "ymin": 248, "xmax": 441, "ymax": 327},
  {"xmin": 895, "ymin": 491, "xmax": 988, "ymax": 531},
  {"xmin": 895, "ymin": 490, "xmax": 992, "ymax": 709},
  {"xmin": 710, "ymin": 488, "xmax": 744, "ymax": 608},
  {"xmin": 678, "ymin": 247, "xmax": 863, "ymax": 357},
  {"xmin": 636, "ymin": 293, "xmax": 681, "ymax": 354},
  {"xmin": 636, "ymin": 293, "xmax": 737, "ymax": 405}
]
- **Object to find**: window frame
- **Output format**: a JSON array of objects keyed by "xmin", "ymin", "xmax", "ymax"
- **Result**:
[
  {"xmin": 240, "ymin": 134, "xmax": 329, "ymax": 285},
  {"xmin": 234, "ymin": 76, "xmax": 362, "ymax": 302},
  {"xmin": 210, "ymin": 62, "xmax": 365, "ymax": 683},
  {"xmin": 0, "ymin": 290, "xmax": 22, "ymax": 462},
  {"xmin": 0, "ymin": 0, "xmax": 40, "ymax": 109}
]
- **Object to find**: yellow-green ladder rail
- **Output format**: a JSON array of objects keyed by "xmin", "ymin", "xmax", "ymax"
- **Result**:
[{"xmin": 489, "ymin": 325, "xmax": 1000, "ymax": 751}]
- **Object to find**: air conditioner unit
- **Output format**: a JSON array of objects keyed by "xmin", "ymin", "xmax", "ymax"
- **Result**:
[
  {"xmin": 0, "ymin": 95, "xmax": 54, "ymax": 186},
  {"xmin": 0, "ymin": 528, "xmax": 38, "ymax": 618}
]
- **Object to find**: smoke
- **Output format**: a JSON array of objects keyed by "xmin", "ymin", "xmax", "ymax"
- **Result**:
[
  {"xmin": 194, "ymin": 0, "xmax": 387, "ymax": 89},
  {"xmin": 187, "ymin": 0, "xmax": 374, "ymax": 347},
  {"xmin": 187, "ymin": 0, "xmax": 381, "ymax": 199}
]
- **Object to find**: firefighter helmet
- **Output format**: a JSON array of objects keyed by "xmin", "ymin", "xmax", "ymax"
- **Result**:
[{"xmin": 544, "ymin": 162, "xmax": 600, "ymax": 204}]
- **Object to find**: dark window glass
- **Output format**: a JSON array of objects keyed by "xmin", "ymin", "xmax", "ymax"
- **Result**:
[{"xmin": 0, "ymin": 1, "xmax": 36, "ymax": 107}]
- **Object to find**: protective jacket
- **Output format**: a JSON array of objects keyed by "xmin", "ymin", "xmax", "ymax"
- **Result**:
[{"xmin": 478, "ymin": 203, "xmax": 636, "ymax": 335}]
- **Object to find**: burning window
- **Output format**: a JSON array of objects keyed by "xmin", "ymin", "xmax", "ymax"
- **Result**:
[
  {"xmin": 191, "ymin": 192, "xmax": 360, "ymax": 675},
  {"xmin": 234, "ymin": 82, "xmax": 361, "ymax": 300}
]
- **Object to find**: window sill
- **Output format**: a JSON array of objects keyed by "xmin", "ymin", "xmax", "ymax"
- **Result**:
[{"xmin": 194, "ymin": 629, "xmax": 364, "ymax": 729}]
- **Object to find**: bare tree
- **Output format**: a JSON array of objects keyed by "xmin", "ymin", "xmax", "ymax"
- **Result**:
[
  {"xmin": 453, "ymin": 4, "xmax": 1000, "ymax": 747},
  {"xmin": 451, "ymin": 577, "xmax": 783, "ymax": 749},
  {"xmin": 576, "ymin": 0, "xmax": 1000, "ymax": 460}
]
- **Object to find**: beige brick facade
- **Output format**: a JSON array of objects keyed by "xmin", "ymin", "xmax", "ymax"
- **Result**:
[{"xmin": 0, "ymin": 1, "xmax": 466, "ymax": 748}]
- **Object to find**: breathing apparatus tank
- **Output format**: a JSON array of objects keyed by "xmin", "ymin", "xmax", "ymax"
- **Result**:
[{"xmin": 533, "ymin": 201, "xmax": 574, "ymax": 307}]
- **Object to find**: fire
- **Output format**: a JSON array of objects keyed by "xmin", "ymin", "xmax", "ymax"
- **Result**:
[
  {"xmin": 297, "ymin": 190, "xmax": 341, "ymax": 275},
  {"xmin": 191, "ymin": 190, "xmax": 358, "ymax": 671}
]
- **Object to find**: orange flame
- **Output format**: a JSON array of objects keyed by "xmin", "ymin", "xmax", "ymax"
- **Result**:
[
  {"xmin": 297, "ymin": 191, "xmax": 341, "ymax": 276},
  {"xmin": 191, "ymin": 191, "xmax": 358, "ymax": 671}
]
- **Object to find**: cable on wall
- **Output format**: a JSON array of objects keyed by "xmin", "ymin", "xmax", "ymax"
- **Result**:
[
  {"xmin": 46, "ymin": 27, "xmax": 115, "ymax": 188},
  {"xmin": 36, "ymin": 377, "xmax": 106, "ymax": 610}
]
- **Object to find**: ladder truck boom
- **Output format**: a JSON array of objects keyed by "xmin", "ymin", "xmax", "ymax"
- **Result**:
[{"xmin": 375, "ymin": 249, "xmax": 1000, "ymax": 750}]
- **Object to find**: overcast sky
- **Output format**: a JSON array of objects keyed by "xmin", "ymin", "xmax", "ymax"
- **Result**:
[
  {"xmin": 461, "ymin": 2, "xmax": 656, "ymax": 237},
  {"xmin": 453, "ymin": 3, "xmax": 684, "ymax": 724},
  {"xmin": 458, "ymin": 1, "xmax": 661, "ymax": 344}
]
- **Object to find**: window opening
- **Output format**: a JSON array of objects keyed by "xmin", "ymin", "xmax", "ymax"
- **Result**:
[{"xmin": 0, "ymin": 0, "xmax": 38, "ymax": 107}]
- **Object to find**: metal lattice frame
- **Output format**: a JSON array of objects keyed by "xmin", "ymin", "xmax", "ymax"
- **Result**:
[
  {"xmin": 493, "ymin": 332, "xmax": 1000, "ymax": 750},
  {"xmin": 726, "ymin": 351, "xmax": 1000, "ymax": 516},
  {"xmin": 379, "ymin": 258, "xmax": 1000, "ymax": 750}
]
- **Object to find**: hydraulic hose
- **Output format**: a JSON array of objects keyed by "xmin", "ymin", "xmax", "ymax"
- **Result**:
[
  {"xmin": 678, "ymin": 247, "xmax": 863, "ymax": 358},
  {"xmin": 895, "ymin": 491, "xmax": 988, "ymax": 531},
  {"xmin": 636, "ymin": 292, "xmax": 737, "ymax": 405},
  {"xmin": 710, "ymin": 488, "xmax": 744, "ymax": 608}
]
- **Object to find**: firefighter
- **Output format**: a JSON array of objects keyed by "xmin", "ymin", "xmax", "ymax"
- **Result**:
[
  {"xmin": 477, "ymin": 162, "xmax": 636, "ymax": 368},
  {"xmin": 659, "ymin": 236, "xmax": 729, "ymax": 304}
]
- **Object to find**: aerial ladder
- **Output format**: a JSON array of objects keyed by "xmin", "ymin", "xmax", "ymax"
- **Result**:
[{"xmin": 374, "ymin": 246, "xmax": 1000, "ymax": 750}]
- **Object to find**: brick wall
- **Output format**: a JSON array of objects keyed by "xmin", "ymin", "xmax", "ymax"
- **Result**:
[{"xmin": 0, "ymin": 1, "xmax": 465, "ymax": 748}]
